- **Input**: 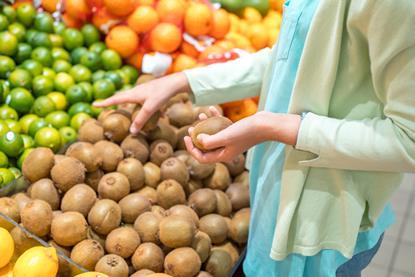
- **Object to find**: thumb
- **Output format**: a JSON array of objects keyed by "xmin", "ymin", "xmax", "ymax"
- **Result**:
[
  {"xmin": 197, "ymin": 133, "xmax": 226, "ymax": 150},
  {"xmin": 130, "ymin": 105, "xmax": 153, "ymax": 134}
]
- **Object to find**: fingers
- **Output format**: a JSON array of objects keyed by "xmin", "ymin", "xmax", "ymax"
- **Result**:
[
  {"xmin": 198, "ymin": 113, "xmax": 208, "ymax": 121},
  {"xmin": 130, "ymin": 104, "xmax": 153, "ymax": 134},
  {"xmin": 209, "ymin": 106, "xmax": 221, "ymax": 117},
  {"xmin": 184, "ymin": 136, "xmax": 225, "ymax": 164},
  {"xmin": 93, "ymin": 90, "xmax": 139, "ymax": 107}
]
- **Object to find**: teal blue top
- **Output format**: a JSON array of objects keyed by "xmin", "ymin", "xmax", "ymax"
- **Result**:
[{"xmin": 243, "ymin": 0, "xmax": 395, "ymax": 276}]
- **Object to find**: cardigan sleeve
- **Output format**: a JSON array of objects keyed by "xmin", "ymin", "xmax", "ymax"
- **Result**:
[
  {"xmin": 295, "ymin": 0, "xmax": 415, "ymax": 172},
  {"xmin": 183, "ymin": 48, "xmax": 272, "ymax": 106}
]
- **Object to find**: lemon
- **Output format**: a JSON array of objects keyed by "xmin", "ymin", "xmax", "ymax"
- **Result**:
[
  {"xmin": 74, "ymin": 273, "xmax": 110, "ymax": 277},
  {"xmin": 0, "ymin": 227, "xmax": 14, "ymax": 268},
  {"xmin": 13, "ymin": 246, "xmax": 58, "ymax": 277},
  {"xmin": 0, "ymin": 263, "xmax": 13, "ymax": 277}
]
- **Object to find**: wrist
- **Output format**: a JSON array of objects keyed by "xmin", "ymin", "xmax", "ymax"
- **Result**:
[
  {"xmin": 256, "ymin": 112, "xmax": 301, "ymax": 146},
  {"xmin": 168, "ymin": 72, "xmax": 192, "ymax": 97}
]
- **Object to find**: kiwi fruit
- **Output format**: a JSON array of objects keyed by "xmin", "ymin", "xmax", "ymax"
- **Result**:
[
  {"xmin": 119, "ymin": 193, "xmax": 151, "ymax": 224},
  {"xmin": 95, "ymin": 140, "xmax": 124, "ymax": 172},
  {"xmin": 165, "ymin": 102, "xmax": 195, "ymax": 128},
  {"xmin": 175, "ymin": 125, "xmax": 190, "ymax": 150},
  {"xmin": 156, "ymin": 180, "xmax": 186, "ymax": 209},
  {"xmin": 199, "ymin": 214, "xmax": 228, "ymax": 244},
  {"xmin": 66, "ymin": 142, "xmax": 101, "ymax": 172},
  {"xmin": 167, "ymin": 205, "xmax": 199, "ymax": 228},
  {"xmin": 143, "ymin": 162, "xmax": 161, "ymax": 188},
  {"xmin": 159, "ymin": 215, "xmax": 196, "ymax": 248},
  {"xmin": 102, "ymin": 112, "xmax": 131, "ymax": 143},
  {"xmin": 203, "ymin": 163, "xmax": 231, "ymax": 191},
  {"xmin": 121, "ymin": 135, "xmax": 150, "ymax": 164},
  {"xmin": 51, "ymin": 156, "xmax": 86, "ymax": 192},
  {"xmin": 185, "ymin": 156, "xmax": 215, "ymax": 180},
  {"xmin": 88, "ymin": 199, "xmax": 122, "ymax": 235},
  {"xmin": 20, "ymin": 199, "xmax": 52, "ymax": 237},
  {"xmin": 51, "ymin": 211, "xmax": 88, "ymax": 246},
  {"xmin": 226, "ymin": 183, "xmax": 250, "ymax": 211},
  {"xmin": 223, "ymin": 154, "xmax": 245, "ymax": 177},
  {"xmin": 131, "ymin": 269, "xmax": 155, "ymax": 277},
  {"xmin": 136, "ymin": 74, "xmax": 155, "ymax": 84},
  {"xmin": 160, "ymin": 157, "xmax": 189, "ymax": 186},
  {"xmin": 0, "ymin": 197, "xmax": 20, "ymax": 229},
  {"xmin": 164, "ymin": 247, "xmax": 201, "ymax": 277},
  {"xmin": 191, "ymin": 117, "xmax": 232, "ymax": 151},
  {"xmin": 61, "ymin": 184, "xmax": 97, "ymax": 217},
  {"xmin": 54, "ymin": 154, "xmax": 66, "ymax": 164},
  {"xmin": 12, "ymin": 193, "xmax": 31, "ymax": 212},
  {"xmin": 22, "ymin": 147, "xmax": 54, "ymax": 183},
  {"xmin": 194, "ymin": 105, "xmax": 223, "ymax": 118},
  {"xmin": 188, "ymin": 188, "xmax": 217, "ymax": 217},
  {"xmin": 165, "ymin": 92, "xmax": 189, "ymax": 108},
  {"xmin": 148, "ymin": 121, "xmax": 178, "ymax": 148},
  {"xmin": 105, "ymin": 227, "xmax": 141, "ymax": 258},
  {"xmin": 234, "ymin": 171, "xmax": 249, "ymax": 187},
  {"xmin": 191, "ymin": 231, "xmax": 212, "ymax": 263},
  {"xmin": 196, "ymin": 272, "xmax": 214, "ymax": 277},
  {"xmin": 71, "ymin": 239, "xmax": 105, "ymax": 271},
  {"xmin": 95, "ymin": 254, "xmax": 129, "ymax": 277},
  {"xmin": 98, "ymin": 109, "xmax": 116, "ymax": 123},
  {"xmin": 87, "ymin": 226, "xmax": 107, "ymax": 249},
  {"xmin": 85, "ymin": 169, "xmax": 104, "ymax": 191},
  {"xmin": 229, "ymin": 208, "xmax": 250, "ymax": 244},
  {"xmin": 212, "ymin": 242, "xmax": 240, "ymax": 265},
  {"xmin": 52, "ymin": 210, "xmax": 62, "ymax": 219},
  {"xmin": 10, "ymin": 225, "xmax": 39, "ymax": 255},
  {"xmin": 150, "ymin": 140, "xmax": 173, "ymax": 166},
  {"xmin": 29, "ymin": 178, "xmax": 60, "ymax": 210},
  {"xmin": 131, "ymin": 242, "xmax": 165, "ymax": 272},
  {"xmin": 78, "ymin": 119, "xmax": 105, "ymax": 143},
  {"xmin": 186, "ymin": 179, "xmax": 203, "ymax": 196},
  {"xmin": 133, "ymin": 211, "xmax": 161, "ymax": 244},
  {"xmin": 132, "ymin": 105, "xmax": 161, "ymax": 133},
  {"xmin": 205, "ymin": 249, "xmax": 233, "ymax": 277},
  {"xmin": 151, "ymin": 205, "xmax": 166, "ymax": 218},
  {"xmin": 173, "ymin": 150, "xmax": 190, "ymax": 164},
  {"xmin": 137, "ymin": 186, "xmax": 158, "ymax": 204},
  {"xmin": 117, "ymin": 158, "xmax": 145, "ymax": 191},
  {"xmin": 214, "ymin": 190, "xmax": 232, "ymax": 217},
  {"xmin": 98, "ymin": 172, "xmax": 130, "ymax": 202}
]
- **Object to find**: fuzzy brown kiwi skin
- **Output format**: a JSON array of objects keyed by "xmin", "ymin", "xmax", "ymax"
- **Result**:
[
  {"xmin": 133, "ymin": 211, "xmax": 161, "ymax": 244},
  {"xmin": 185, "ymin": 156, "xmax": 215, "ymax": 180},
  {"xmin": 94, "ymin": 140, "xmax": 124, "ymax": 172},
  {"xmin": 234, "ymin": 171, "xmax": 249, "ymax": 187},
  {"xmin": 10, "ymin": 225, "xmax": 39, "ymax": 255},
  {"xmin": 131, "ymin": 242, "xmax": 165, "ymax": 273},
  {"xmin": 29, "ymin": 178, "xmax": 60, "ymax": 210},
  {"xmin": 71, "ymin": 239, "xmax": 105, "ymax": 271},
  {"xmin": 156, "ymin": 179, "xmax": 186, "ymax": 209},
  {"xmin": 61, "ymin": 184, "xmax": 97, "ymax": 217},
  {"xmin": 229, "ymin": 208, "xmax": 250, "ymax": 244},
  {"xmin": 191, "ymin": 117, "xmax": 232, "ymax": 151},
  {"xmin": 160, "ymin": 157, "xmax": 189, "ymax": 187},
  {"xmin": 159, "ymin": 215, "xmax": 196, "ymax": 248},
  {"xmin": 0, "ymin": 197, "xmax": 20, "ymax": 228},
  {"xmin": 98, "ymin": 172, "xmax": 131, "ymax": 202},
  {"xmin": 186, "ymin": 179, "xmax": 203, "ymax": 196},
  {"xmin": 167, "ymin": 205, "xmax": 199, "ymax": 228},
  {"xmin": 87, "ymin": 226, "xmax": 107, "ymax": 249},
  {"xmin": 137, "ymin": 186, "xmax": 158, "ymax": 205},
  {"xmin": 119, "ymin": 193, "xmax": 151, "ymax": 224},
  {"xmin": 143, "ymin": 162, "xmax": 160, "ymax": 188},
  {"xmin": 117, "ymin": 158, "xmax": 145, "ymax": 191},
  {"xmin": 196, "ymin": 271, "xmax": 214, "ymax": 277},
  {"xmin": 22, "ymin": 147, "xmax": 55, "ymax": 183},
  {"xmin": 175, "ymin": 125, "xmax": 191, "ymax": 150},
  {"xmin": 148, "ymin": 121, "xmax": 178, "ymax": 148},
  {"xmin": 205, "ymin": 249, "xmax": 233, "ymax": 277},
  {"xmin": 105, "ymin": 227, "xmax": 141, "ymax": 258},
  {"xmin": 191, "ymin": 231, "xmax": 212, "ymax": 263},
  {"xmin": 199, "ymin": 214, "xmax": 229, "ymax": 244},
  {"xmin": 66, "ymin": 142, "xmax": 102, "ymax": 172},
  {"xmin": 94, "ymin": 254, "xmax": 129, "ymax": 277},
  {"xmin": 188, "ymin": 188, "xmax": 217, "ymax": 217},
  {"xmin": 214, "ymin": 190, "xmax": 232, "ymax": 217},
  {"xmin": 11, "ymin": 193, "xmax": 31, "ymax": 212},
  {"xmin": 131, "ymin": 269, "xmax": 155, "ymax": 277},
  {"xmin": 85, "ymin": 169, "xmax": 104, "ymax": 192},
  {"xmin": 121, "ymin": 135, "xmax": 150, "ymax": 164},
  {"xmin": 132, "ymin": 105, "xmax": 160, "ymax": 133},
  {"xmin": 150, "ymin": 140, "xmax": 173, "ymax": 166},
  {"xmin": 151, "ymin": 206, "xmax": 166, "ymax": 218},
  {"xmin": 51, "ymin": 211, "xmax": 88, "ymax": 246},
  {"xmin": 103, "ymin": 112, "xmax": 131, "ymax": 143},
  {"xmin": 223, "ymin": 154, "xmax": 246, "ymax": 177},
  {"xmin": 21, "ymin": 199, "xmax": 53, "ymax": 237},
  {"xmin": 226, "ymin": 183, "xmax": 250, "ymax": 211},
  {"xmin": 88, "ymin": 199, "xmax": 122, "ymax": 236},
  {"xmin": 173, "ymin": 150, "xmax": 190, "ymax": 164},
  {"xmin": 78, "ymin": 119, "xmax": 105, "ymax": 144},
  {"xmin": 164, "ymin": 247, "xmax": 201, "ymax": 277},
  {"xmin": 165, "ymin": 102, "xmax": 195, "ymax": 127},
  {"xmin": 203, "ymin": 163, "xmax": 231, "ymax": 191},
  {"xmin": 212, "ymin": 241, "xmax": 240, "ymax": 266},
  {"xmin": 51, "ymin": 156, "xmax": 86, "ymax": 192}
]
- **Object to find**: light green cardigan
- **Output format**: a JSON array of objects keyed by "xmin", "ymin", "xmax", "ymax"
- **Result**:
[{"xmin": 185, "ymin": 0, "xmax": 415, "ymax": 260}]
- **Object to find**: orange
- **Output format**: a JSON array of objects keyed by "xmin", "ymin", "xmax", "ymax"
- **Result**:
[
  {"xmin": 137, "ymin": 0, "xmax": 154, "ymax": 5},
  {"xmin": 238, "ymin": 20, "xmax": 249, "ymax": 36},
  {"xmin": 184, "ymin": 3, "xmax": 213, "ymax": 36},
  {"xmin": 172, "ymin": 54, "xmax": 197, "ymax": 72},
  {"xmin": 269, "ymin": 0, "xmax": 284, "ymax": 12},
  {"xmin": 104, "ymin": 0, "xmax": 135, "ymax": 17},
  {"xmin": 127, "ymin": 51, "xmax": 144, "ymax": 70},
  {"xmin": 209, "ymin": 9, "xmax": 230, "ymax": 39},
  {"xmin": 198, "ymin": 45, "xmax": 225, "ymax": 61},
  {"xmin": 242, "ymin": 7, "xmax": 262, "ymax": 23},
  {"xmin": 268, "ymin": 29, "xmax": 279, "ymax": 47},
  {"xmin": 62, "ymin": 13, "xmax": 83, "ymax": 28},
  {"xmin": 247, "ymin": 23, "xmax": 269, "ymax": 50},
  {"xmin": 224, "ymin": 99, "xmax": 257, "ymax": 122},
  {"xmin": 180, "ymin": 41, "xmax": 200, "ymax": 58},
  {"xmin": 86, "ymin": 0, "xmax": 104, "ymax": 9},
  {"xmin": 228, "ymin": 13, "xmax": 240, "ymax": 33},
  {"xmin": 156, "ymin": 0, "xmax": 186, "ymax": 26},
  {"xmin": 92, "ymin": 8, "xmax": 121, "ymax": 32},
  {"xmin": 41, "ymin": 0, "xmax": 58, "ymax": 12},
  {"xmin": 106, "ymin": 25, "xmax": 139, "ymax": 58},
  {"xmin": 65, "ymin": 0, "xmax": 91, "ymax": 21},
  {"xmin": 150, "ymin": 23, "xmax": 182, "ymax": 53},
  {"xmin": 225, "ymin": 32, "xmax": 252, "ymax": 49},
  {"xmin": 127, "ymin": 6, "xmax": 159, "ymax": 33}
]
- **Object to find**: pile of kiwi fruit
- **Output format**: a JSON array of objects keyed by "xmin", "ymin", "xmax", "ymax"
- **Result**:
[{"xmin": 0, "ymin": 88, "xmax": 251, "ymax": 277}]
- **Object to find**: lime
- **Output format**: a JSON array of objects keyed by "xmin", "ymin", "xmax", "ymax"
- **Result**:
[
  {"xmin": 0, "ymin": 55, "xmax": 15, "ymax": 78},
  {"xmin": 53, "ymin": 21, "xmax": 66, "ymax": 34},
  {"xmin": 92, "ymin": 70, "xmax": 105, "ymax": 82},
  {"xmin": 16, "ymin": 3, "xmax": 36, "ymax": 27},
  {"xmin": 9, "ymin": 167, "xmax": 22, "ymax": 179},
  {"xmin": 0, "ymin": 31, "xmax": 18, "ymax": 56},
  {"xmin": 35, "ymin": 127, "xmax": 61, "ymax": 152},
  {"xmin": 0, "ymin": 15, "xmax": 9, "ymax": 32},
  {"xmin": 78, "ymin": 82, "xmax": 94, "ymax": 102},
  {"xmin": 19, "ymin": 114, "xmax": 38, "ymax": 134},
  {"xmin": 3, "ymin": 6, "xmax": 16, "ymax": 23},
  {"xmin": 0, "ymin": 151, "xmax": 8, "ymax": 167},
  {"xmin": 34, "ymin": 12, "xmax": 54, "ymax": 33},
  {"xmin": 81, "ymin": 24, "xmax": 100, "ymax": 47},
  {"xmin": 31, "ymin": 31, "xmax": 52, "ymax": 48},
  {"xmin": 89, "ymin": 41, "xmax": 106, "ymax": 54},
  {"xmin": 8, "ymin": 22, "xmax": 26, "ymax": 42},
  {"xmin": 70, "ymin": 112, "xmax": 91, "ymax": 131},
  {"xmin": 52, "ymin": 59, "xmax": 71, "ymax": 73},
  {"xmin": 4, "ymin": 119, "xmax": 21, "ymax": 133},
  {"xmin": 51, "ymin": 47, "xmax": 70, "ymax": 61},
  {"xmin": 101, "ymin": 49, "xmax": 122, "ymax": 70},
  {"xmin": 32, "ymin": 95, "xmax": 56, "ymax": 117},
  {"xmin": 21, "ymin": 59, "xmax": 43, "ymax": 76},
  {"xmin": 122, "ymin": 65, "xmax": 139, "ymax": 84},
  {"xmin": 63, "ymin": 28, "xmax": 84, "ymax": 51},
  {"xmin": 0, "ymin": 168, "xmax": 15, "ymax": 187},
  {"xmin": 70, "ymin": 46, "xmax": 87, "ymax": 64},
  {"xmin": 47, "ymin": 92, "xmax": 67, "ymax": 110},
  {"xmin": 0, "ymin": 80, "xmax": 11, "ymax": 99},
  {"xmin": 28, "ymin": 118, "xmax": 49, "ymax": 137},
  {"xmin": 69, "ymin": 64, "xmax": 91, "ymax": 83},
  {"xmin": 91, "ymin": 105, "xmax": 103, "ymax": 118},
  {"xmin": 68, "ymin": 102, "xmax": 93, "ymax": 117},
  {"xmin": 59, "ymin": 126, "xmax": 77, "ymax": 145},
  {"xmin": 66, "ymin": 84, "xmax": 88, "ymax": 105},
  {"xmin": 17, "ymin": 148, "xmax": 33, "ymax": 169},
  {"xmin": 0, "ymin": 105, "xmax": 18, "ymax": 120},
  {"xmin": 42, "ymin": 67, "xmax": 56, "ymax": 79},
  {"xmin": 0, "ymin": 120, "xmax": 10, "ymax": 136},
  {"xmin": 21, "ymin": 134, "xmax": 34, "ymax": 149},
  {"xmin": 49, "ymin": 34, "xmax": 63, "ymax": 47},
  {"xmin": 5, "ymin": 87, "xmax": 34, "ymax": 113},
  {"xmin": 45, "ymin": 111, "xmax": 70, "ymax": 129},
  {"xmin": 15, "ymin": 43, "xmax": 32, "ymax": 64},
  {"xmin": 25, "ymin": 28, "xmax": 37, "ymax": 43},
  {"xmin": 0, "ymin": 131, "xmax": 23, "ymax": 157},
  {"xmin": 54, "ymin": 72, "xmax": 75, "ymax": 92},
  {"xmin": 121, "ymin": 84, "xmax": 133, "ymax": 91},
  {"xmin": 31, "ymin": 46, "xmax": 53, "ymax": 67},
  {"xmin": 93, "ymin": 79, "xmax": 116, "ymax": 99},
  {"xmin": 80, "ymin": 51, "xmax": 101, "ymax": 71},
  {"xmin": 104, "ymin": 71, "xmax": 123, "ymax": 89},
  {"xmin": 32, "ymin": 75, "xmax": 54, "ymax": 96}
]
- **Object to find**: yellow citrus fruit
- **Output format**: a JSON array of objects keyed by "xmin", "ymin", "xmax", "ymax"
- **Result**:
[
  {"xmin": 225, "ymin": 32, "xmax": 252, "ymax": 49},
  {"xmin": 128, "ymin": 6, "xmax": 159, "ymax": 34},
  {"xmin": 74, "ymin": 273, "xmax": 109, "ymax": 277},
  {"xmin": 47, "ymin": 92, "xmax": 67, "ymax": 110},
  {"xmin": 268, "ymin": 29, "xmax": 280, "ymax": 47},
  {"xmin": 137, "ymin": 0, "xmax": 154, "ymax": 5},
  {"xmin": 238, "ymin": 20, "xmax": 249, "ymax": 36},
  {"xmin": 247, "ymin": 23, "xmax": 269, "ymax": 50},
  {"xmin": 0, "ymin": 263, "xmax": 13, "ymax": 277},
  {"xmin": 0, "ymin": 227, "xmax": 14, "ymax": 268},
  {"xmin": 228, "ymin": 13, "xmax": 240, "ymax": 33},
  {"xmin": 13, "ymin": 247, "xmax": 58, "ymax": 277},
  {"xmin": 243, "ymin": 7, "xmax": 262, "ymax": 23}
]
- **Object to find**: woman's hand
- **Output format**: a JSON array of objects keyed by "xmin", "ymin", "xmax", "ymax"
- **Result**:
[
  {"xmin": 184, "ymin": 108, "xmax": 301, "ymax": 164},
  {"xmin": 94, "ymin": 72, "xmax": 190, "ymax": 134}
]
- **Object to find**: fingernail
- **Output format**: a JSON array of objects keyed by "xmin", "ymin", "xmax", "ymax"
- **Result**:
[{"xmin": 130, "ymin": 126, "xmax": 137, "ymax": 134}]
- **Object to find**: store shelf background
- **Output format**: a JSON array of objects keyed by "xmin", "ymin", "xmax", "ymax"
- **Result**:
[{"xmin": 364, "ymin": 174, "xmax": 415, "ymax": 277}]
